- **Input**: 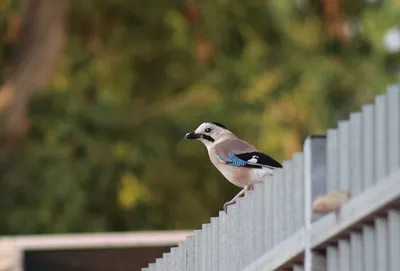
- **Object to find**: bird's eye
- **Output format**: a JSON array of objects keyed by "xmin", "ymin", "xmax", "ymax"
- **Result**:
[{"xmin": 205, "ymin": 128, "xmax": 212, "ymax": 133}]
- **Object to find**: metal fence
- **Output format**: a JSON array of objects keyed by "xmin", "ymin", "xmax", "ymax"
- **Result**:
[{"xmin": 143, "ymin": 84, "xmax": 400, "ymax": 271}]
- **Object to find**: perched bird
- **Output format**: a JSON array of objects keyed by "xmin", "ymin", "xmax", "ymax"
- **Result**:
[{"xmin": 184, "ymin": 122, "xmax": 282, "ymax": 212}]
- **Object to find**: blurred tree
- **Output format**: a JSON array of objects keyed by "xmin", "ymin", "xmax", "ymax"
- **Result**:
[
  {"xmin": 0, "ymin": 0, "xmax": 67, "ymax": 160},
  {"xmin": 0, "ymin": 0, "xmax": 398, "ymax": 234}
]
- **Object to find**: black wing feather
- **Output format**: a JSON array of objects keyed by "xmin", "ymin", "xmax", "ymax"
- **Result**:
[{"xmin": 235, "ymin": 151, "xmax": 282, "ymax": 169}]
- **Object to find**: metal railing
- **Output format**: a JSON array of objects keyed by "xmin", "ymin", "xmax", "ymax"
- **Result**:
[
  {"xmin": 143, "ymin": 84, "xmax": 400, "ymax": 271},
  {"xmin": 0, "ymin": 231, "xmax": 192, "ymax": 271}
]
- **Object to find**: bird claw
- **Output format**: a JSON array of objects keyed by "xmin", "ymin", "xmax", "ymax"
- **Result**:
[{"xmin": 223, "ymin": 200, "xmax": 236, "ymax": 213}]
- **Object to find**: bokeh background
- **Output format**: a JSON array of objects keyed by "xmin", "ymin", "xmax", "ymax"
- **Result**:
[{"xmin": 0, "ymin": 0, "xmax": 399, "ymax": 235}]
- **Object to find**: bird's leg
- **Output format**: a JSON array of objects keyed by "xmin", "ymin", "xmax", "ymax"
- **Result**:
[
  {"xmin": 223, "ymin": 187, "xmax": 247, "ymax": 213},
  {"xmin": 223, "ymin": 180, "xmax": 265, "ymax": 213}
]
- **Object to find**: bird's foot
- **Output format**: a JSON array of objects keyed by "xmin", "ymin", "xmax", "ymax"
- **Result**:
[{"xmin": 223, "ymin": 200, "xmax": 236, "ymax": 214}]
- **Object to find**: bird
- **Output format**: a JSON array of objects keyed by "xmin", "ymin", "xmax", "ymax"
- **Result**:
[{"xmin": 184, "ymin": 121, "xmax": 282, "ymax": 212}]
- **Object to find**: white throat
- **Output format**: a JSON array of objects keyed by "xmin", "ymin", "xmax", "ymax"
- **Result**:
[{"xmin": 199, "ymin": 138, "xmax": 214, "ymax": 150}]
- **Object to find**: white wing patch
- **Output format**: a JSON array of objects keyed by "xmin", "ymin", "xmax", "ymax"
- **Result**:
[{"xmin": 247, "ymin": 155, "xmax": 259, "ymax": 163}]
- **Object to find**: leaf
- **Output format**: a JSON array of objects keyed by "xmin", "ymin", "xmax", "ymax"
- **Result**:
[
  {"xmin": 118, "ymin": 172, "xmax": 151, "ymax": 210},
  {"xmin": 312, "ymin": 191, "xmax": 351, "ymax": 214}
]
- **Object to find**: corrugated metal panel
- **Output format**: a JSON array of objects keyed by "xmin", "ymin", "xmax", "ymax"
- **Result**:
[
  {"xmin": 293, "ymin": 153, "xmax": 304, "ymax": 230},
  {"xmin": 363, "ymin": 224, "xmax": 376, "ymax": 271},
  {"xmin": 388, "ymin": 209, "xmax": 400, "ymax": 271},
  {"xmin": 327, "ymin": 245, "xmax": 338, "ymax": 271},
  {"xmin": 210, "ymin": 217, "xmax": 219, "ymax": 270},
  {"xmin": 253, "ymin": 182, "xmax": 264, "ymax": 258},
  {"xmin": 327, "ymin": 129, "xmax": 338, "ymax": 193},
  {"xmin": 361, "ymin": 103, "xmax": 376, "ymax": 271},
  {"xmin": 265, "ymin": 173, "xmax": 273, "ymax": 251}
]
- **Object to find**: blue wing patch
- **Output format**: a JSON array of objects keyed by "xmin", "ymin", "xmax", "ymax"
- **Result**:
[{"xmin": 217, "ymin": 153, "xmax": 247, "ymax": 167}]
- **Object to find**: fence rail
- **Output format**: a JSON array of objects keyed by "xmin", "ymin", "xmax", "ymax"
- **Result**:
[
  {"xmin": 0, "ymin": 231, "xmax": 192, "ymax": 271},
  {"xmin": 143, "ymin": 84, "xmax": 400, "ymax": 271}
]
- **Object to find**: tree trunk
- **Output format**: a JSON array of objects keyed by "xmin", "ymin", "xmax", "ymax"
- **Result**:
[{"xmin": 0, "ymin": 0, "xmax": 68, "ymax": 161}]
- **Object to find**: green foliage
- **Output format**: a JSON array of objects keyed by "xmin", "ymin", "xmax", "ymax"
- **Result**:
[{"xmin": 0, "ymin": 0, "xmax": 398, "ymax": 234}]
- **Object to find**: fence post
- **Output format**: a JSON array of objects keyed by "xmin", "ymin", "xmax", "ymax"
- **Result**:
[
  {"xmin": 304, "ymin": 135, "xmax": 327, "ymax": 271},
  {"xmin": 387, "ymin": 84, "xmax": 400, "ymax": 271}
]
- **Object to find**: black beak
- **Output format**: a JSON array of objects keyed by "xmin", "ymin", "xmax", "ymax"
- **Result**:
[{"xmin": 184, "ymin": 132, "xmax": 200, "ymax": 140}]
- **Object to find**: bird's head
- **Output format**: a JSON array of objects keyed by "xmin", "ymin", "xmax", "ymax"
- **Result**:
[{"xmin": 184, "ymin": 122, "xmax": 232, "ymax": 147}]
